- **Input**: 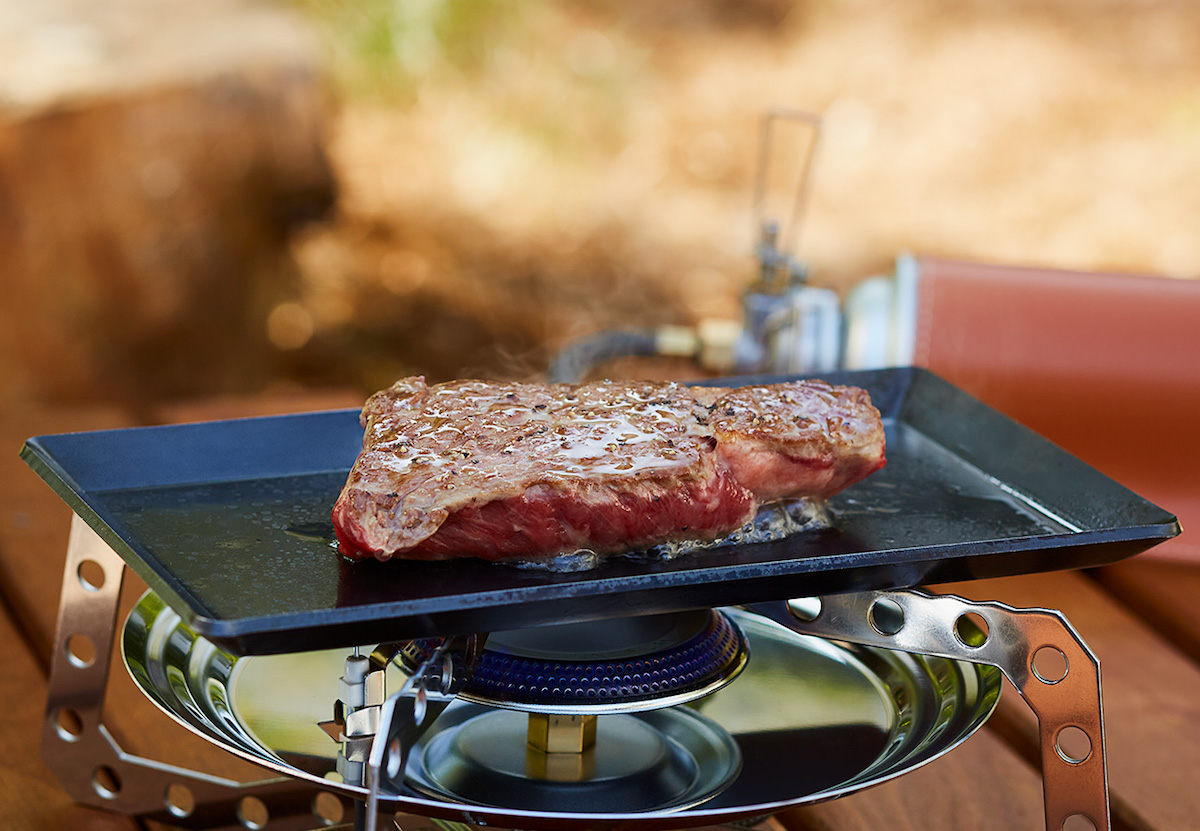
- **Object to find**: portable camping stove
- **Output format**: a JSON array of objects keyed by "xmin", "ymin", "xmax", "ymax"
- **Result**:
[{"xmin": 25, "ymin": 368, "xmax": 1179, "ymax": 831}]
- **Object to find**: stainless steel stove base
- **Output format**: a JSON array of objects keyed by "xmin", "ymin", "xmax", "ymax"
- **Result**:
[{"xmin": 43, "ymin": 514, "xmax": 1109, "ymax": 831}]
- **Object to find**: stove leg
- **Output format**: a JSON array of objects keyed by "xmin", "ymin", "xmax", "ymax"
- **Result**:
[
  {"xmin": 41, "ymin": 514, "xmax": 350, "ymax": 829},
  {"xmin": 772, "ymin": 589, "xmax": 1110, "ymax": 831}
]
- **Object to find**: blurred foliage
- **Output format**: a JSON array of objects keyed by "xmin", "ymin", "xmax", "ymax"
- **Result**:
[
  {"xmin": 294, "ymin": 1, "xmax": 643, "ymax": 159},
  {"xmin": 292, "ymin": 0, "xmax": 526, "ymax": 99}
]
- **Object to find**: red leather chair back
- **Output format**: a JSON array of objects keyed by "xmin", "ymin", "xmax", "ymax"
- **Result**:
[{"xmin": 912, "ymin": 257, "xmax": 1199, "ymax": 562}]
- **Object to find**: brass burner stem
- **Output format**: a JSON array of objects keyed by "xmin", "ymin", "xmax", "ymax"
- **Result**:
[
  {"xmin": 526, "ymin": 713, "xmax": 598, "ymax": 782},
  {"xmin": 527, "ymin": 712, "xmax": 597, "ymax": 753}
]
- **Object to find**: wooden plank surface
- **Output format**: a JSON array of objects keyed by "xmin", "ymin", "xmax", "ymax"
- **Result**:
[
  {"xmin": 0, "ymin": 554, "xmax": 138, "ymax": 831},
  {"xmin": 146, "ymin": 388, "xmax": 362, "ymax": 425},
  {"xmin": 1093, "ymin": 560, "xmax": 1200, "ymax": 664},
  {"xmin": 0, "ymin": 400, "xmax": 139, "ymax": 830}
]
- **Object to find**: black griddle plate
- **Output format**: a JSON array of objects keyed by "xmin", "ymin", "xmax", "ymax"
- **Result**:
[{"xmin": 22, "ymin": 368, "xmax": 1179, "ymax": 655}]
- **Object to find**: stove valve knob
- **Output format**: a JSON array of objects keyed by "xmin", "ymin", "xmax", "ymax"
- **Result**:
[{"xmin": 318, "ymin": 652, "xmax": 388, "ymax": 786}]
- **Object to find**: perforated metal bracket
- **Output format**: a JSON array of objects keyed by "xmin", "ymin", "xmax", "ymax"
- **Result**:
[
  {"xmin": 774, "ymin": 589, "xmax": 1110, "ymax": 831},
  {"xmin": 42, "ymin": 515, "xmax": 348, "ymax": 830},
  {"xmin": 363, "ymin": 636, "xmax": 483, "ymax": 831}
]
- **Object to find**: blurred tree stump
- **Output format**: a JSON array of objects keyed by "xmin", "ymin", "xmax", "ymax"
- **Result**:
[{"xmin": 0, "ymin": 0, "xmax": 335, "ymax": 406}]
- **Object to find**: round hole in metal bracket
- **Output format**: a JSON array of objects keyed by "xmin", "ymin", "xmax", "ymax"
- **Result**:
[
  {"xmin": 1032, "ymin": 645, "xmax": 1070, "ymax": 684},
  {"xmin": 787, "ymin": 597, "xmax": 823, "ymax": 622},
  {"xmin": 1055, "ymin": 725, "xmax": 1093, "ymax": 765},
  {"xmin": 53, "ymin": 707, "xmax": 84, "ymax": 741},
  {"xmin": 868, "ymin": 597, "xmax": 905, "ymax": 636},
  {"xmin": 386, "ymin": 736, "xmax": 404, "ymax": 780},
  {"xmin": 313, "ymin": 791, "xmax": 346, "ymax": 826},
  {"xmin": 238, "ymin": 795, "xmax": 269, "ymax": 830},
  {"xmin": 953, "ymin": 612, "xmax": 990, "ymax": 648},
  {"xmin": 1062, "ymin": 812, "xmax": 1098, "ymax": 831},
  {"xmin": 92, "ymin": 765, "xmax": 121, "ymax": 799},
  {"xmin": 165, "ymin": 783, "xmax": 195, "ymax": 818},
  {"xmin": 65, "ymin": 633, "xmax": 96, "ymax": 669},
  {"xmin": 76, "ymin": 559, "xmax": 106, "ymax": 592}
]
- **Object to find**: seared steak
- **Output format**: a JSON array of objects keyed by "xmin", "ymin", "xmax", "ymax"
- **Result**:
[{"xmin": 332, "ymin": 377, "xmax": 885, "ymax": 562}]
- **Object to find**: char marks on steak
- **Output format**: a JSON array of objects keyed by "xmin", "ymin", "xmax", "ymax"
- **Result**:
[{"xmin": 332, "ymin": 377, "xmax": 885, "ymax": 562}]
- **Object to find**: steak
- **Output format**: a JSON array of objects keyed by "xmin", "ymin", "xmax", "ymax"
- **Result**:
[{"xmin": 332, "ymin": 376, "xmax": 886, "ymax": 562}]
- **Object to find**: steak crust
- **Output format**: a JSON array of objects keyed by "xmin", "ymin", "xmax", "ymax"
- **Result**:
[{"xmin": 332, "ymin": 376, "xmax": 885, "ymax": 562}]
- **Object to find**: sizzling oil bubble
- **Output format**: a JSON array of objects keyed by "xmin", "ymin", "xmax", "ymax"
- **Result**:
[
  {"xmin": 751, "ymin": 497, "xmax": 832, "ymax": 538},
  {"xmin": 647, "ymin": 498, "xmax": 831, "ymax": 561},
  {"xmin": 512, "ymin": 548, "xmax": 602, "ymax": 573}
]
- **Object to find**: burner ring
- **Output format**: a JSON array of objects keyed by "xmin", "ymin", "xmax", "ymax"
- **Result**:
[{"xmin": 394, "ymin": 610, "xmax": 748, "ymax": 713}]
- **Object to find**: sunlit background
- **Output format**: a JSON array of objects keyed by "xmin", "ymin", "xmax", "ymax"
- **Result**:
[{"xmin": 3, "ymin": 0, "xmax": 1198, "ymax": 406}]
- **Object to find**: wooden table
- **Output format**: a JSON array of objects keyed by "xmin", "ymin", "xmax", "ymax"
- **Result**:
[{"xmin": 3, "ymin": 392, "xmax": 1198, "ymax": 831}]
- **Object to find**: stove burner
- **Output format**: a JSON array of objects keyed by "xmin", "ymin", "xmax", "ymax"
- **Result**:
[
  {"xmin": 120, "ymin": 590, "xmax": 1007, "ymax": 826},
  {"xmin": 393, "ymin": 609, "xmax": 748, "ymax": 713}
]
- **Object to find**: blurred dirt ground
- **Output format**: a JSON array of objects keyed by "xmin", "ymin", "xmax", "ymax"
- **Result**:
[
  {"xmin": 281, "ymin": 0, "xmax": 1200, "ymax": 393},
  {"xmin": 6, "ymin": 0, "xmax": 1200, "ymax": 402}
]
